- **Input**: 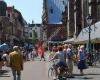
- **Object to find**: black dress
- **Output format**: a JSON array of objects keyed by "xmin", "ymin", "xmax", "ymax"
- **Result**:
[
  {"xmin": 78, "ymin": 60, "xmax": 87, "ymax": 69},
  {"xmin": 77, "ymin": 50, "xmax": 88, "ymax": 69}
]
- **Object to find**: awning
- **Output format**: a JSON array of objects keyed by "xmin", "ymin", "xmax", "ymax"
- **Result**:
[
  {"xmin": 0, "ymin": 43, "xmax": 9, "ymax": 51},
  {"xmin": 76, "ymin": 21, "xmax": 100, "ymax": 43},
  {"xmin": 63, "ymin": 38, "xmax": 75, "ymax": 43},
  {"xmin": 48, "ymin": 41, "xmax": 63, "ymax": 44}
]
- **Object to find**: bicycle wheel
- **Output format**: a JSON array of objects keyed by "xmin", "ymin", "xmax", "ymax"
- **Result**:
[
  {"xmin": 64, "ymin": 68, "xmax": 70, "ymax": 80},
  {"xmin": 48, "ymin": 67, "xmax": 56, "ymax": 79},
  {"xmin": 95, "ymin": 60, "xmax": 100, "ymax": 67}
]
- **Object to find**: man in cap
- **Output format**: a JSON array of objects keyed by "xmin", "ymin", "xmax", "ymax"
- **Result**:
[{"xmin": 9, "ymin": 46, "xmax": 23, "ymax": 80}]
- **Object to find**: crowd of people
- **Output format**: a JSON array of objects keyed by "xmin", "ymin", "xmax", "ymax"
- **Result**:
[
  {"xmin": 48, "ymin": 44, "xmax": 88, "ymax": 79},
  {"xmin": 0, "ymin": 42, "xmax": 46, "ymax": 80},
  {"xmin": 0, "ymin": 42, "xmax": 99, "ymax": 80}
]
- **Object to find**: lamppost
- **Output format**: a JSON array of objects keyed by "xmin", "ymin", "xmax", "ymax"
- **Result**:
[{"xmin": 86, "ymin": 14, "xmax": 92, "ymax": 66}]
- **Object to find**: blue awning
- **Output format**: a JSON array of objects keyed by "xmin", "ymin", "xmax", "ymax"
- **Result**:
[{"xmin": 0, "ymin": 43, "xmax": 9, "ymax": 51}]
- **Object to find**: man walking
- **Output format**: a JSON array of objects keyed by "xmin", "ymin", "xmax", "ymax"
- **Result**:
[
  {"xmin": 9, "ymin": 46, "xmax": 23, "ymax": 80},
  {"xmin": 66, "ymin": 44, "xmax": 74, "ymax": 77}
]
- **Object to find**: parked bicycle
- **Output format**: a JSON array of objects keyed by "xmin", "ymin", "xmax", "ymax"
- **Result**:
[{"xmin": 92, "ymin": 51, "xmax": 100, "ymax": 67}]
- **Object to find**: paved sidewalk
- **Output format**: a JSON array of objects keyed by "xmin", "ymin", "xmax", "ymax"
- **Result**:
[
  {"xmin": 70, "ymin": 66, "xmax": 100, "ymax": 80},
  {"xmin": 0, "ymin": 60, "xmax": 48, "ymax": 80},
  {"xmin": 0, "ymin": 66, "xmax": 12, "ymax": 80},
  {"xmin": 46, "ymin": 51, "xmax": 100, "ymax": 80},
  {"xmin": 0, "ymin": 64, "xmax": 100, "ymax": 80},
  {"xmin": 0, "ymin": 53, "xmax": 100, "ymax": 80}
]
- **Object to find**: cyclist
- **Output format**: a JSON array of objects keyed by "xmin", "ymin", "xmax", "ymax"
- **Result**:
[{"xmin": 50, "ymin": 45, "xmax": 66, "ymax": 79}]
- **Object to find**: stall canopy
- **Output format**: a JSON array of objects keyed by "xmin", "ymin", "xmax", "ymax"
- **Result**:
[
  {"xmin": 76, "ymin": 21, "xmax": 100, "ymax": 43},
  {"xmin": 0, "ymin": 43, "xmax": 9, "ymax": 51},
  {"xmin": 63, "ymin": 38, "xmax": 75, "ymax": 43},
  {"xmin": 48, "ymin": 41, "xmax": 63, "ymax": 44}
]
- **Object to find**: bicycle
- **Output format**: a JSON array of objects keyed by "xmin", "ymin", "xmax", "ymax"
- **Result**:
[
  {"xmin": 92, "ymin": 52, "xmax": 100, "ymax": 67},
  {"xmin": 48, "ymin": 60, "xmax": 57, "ymax": 80},
  {"xmin": 58, "ymin": 66, "xmax": 70, "ymax": 80},
  {"xmin": 48, "ymin": 65, "xmax": 56, "ymax": 80},
  {"xmin": 48, "ymin": 60, "xmax": 70, "ymax": 80}
]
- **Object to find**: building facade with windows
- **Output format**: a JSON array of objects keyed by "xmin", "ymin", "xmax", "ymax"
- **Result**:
[
  {"xmin": 42, "ymin": 0, "xmax": 67, "ymax": 41},
  {"xmin": 28, "ymin": 24, "xmax": 41, "ymax": 43},
  {"xmin": 46, "ymin": 0, "xmax": 67, "ymax": 24},
  {"xmin": 0, "ymin": 0, "xmax": 26, "ymax": 46}
]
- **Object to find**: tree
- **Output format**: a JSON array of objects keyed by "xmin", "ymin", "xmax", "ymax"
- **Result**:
[{"xmin": 32, "ymin": 30, "xmax": 38, "ymax": 44}]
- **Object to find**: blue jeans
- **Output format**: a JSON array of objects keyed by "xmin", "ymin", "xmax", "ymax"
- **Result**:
[{"xmin": 12, "ymin": 69, "xmax": 21, "ymax": 80}]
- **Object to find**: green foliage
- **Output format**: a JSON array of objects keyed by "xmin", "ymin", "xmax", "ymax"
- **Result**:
[
  {"xmin": 32, "ymin": 30, "xmax": 38, "ymax": 44},
  {"xmin": 32, "ymin": 37, "xmax": 38, "ymax": 44}
]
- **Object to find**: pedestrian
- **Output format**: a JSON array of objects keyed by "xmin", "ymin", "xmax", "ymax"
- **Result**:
[
  {"xmin": 9, "ymin": 46, "xmax": 23, "ymax": 80},
  {"xmin": 31, "ymin": 48, "xmax": 37, "ymax": 60},
  {"xmin": 0, "ymin": 50, "xmax": 3, "ymax": 71},
  {"xmin": 63, "ymin": 44, "xmax": 68, "ymax": 63},
  {"xmin": 2, "ymin": 51, "xmax": 10, "ymax": 67},
  {"xmin": 77, "ymin": 45, "xmax": 88, "ymax": 75},
  {"xmin": 66, "ymin": 44, "xmax": 74, "ymax": 77},
  {"xmin": 37, "ymin": 45, "xmax": 45, "ymax": 61},
  {"xmin": 49, "ymin": 46, "xmax": 57, "ymax": 60}
]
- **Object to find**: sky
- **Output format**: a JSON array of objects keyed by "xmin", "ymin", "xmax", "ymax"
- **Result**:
[{"xmin": 5, "ymin": 0, "xmax": 43, "ymax": 24}]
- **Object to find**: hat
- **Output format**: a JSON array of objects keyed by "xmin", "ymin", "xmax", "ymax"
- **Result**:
[
  {"xmin": 80, "ymin": 45, "xmax": 84, "ymax": 49},
  {"xmin": 13, "ymin": 46, "xmax": 19, "ymax": 50}
]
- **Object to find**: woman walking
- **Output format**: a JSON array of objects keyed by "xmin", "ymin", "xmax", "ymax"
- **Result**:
[
  {"xmin": 77, "ymin": 45, "xmax": 88, "ymax": 75},
  {"xmin": 37, "ymin": 45, "xmax": 45, "ymax": 61}
]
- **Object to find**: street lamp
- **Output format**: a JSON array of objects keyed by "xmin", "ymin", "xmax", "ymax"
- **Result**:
[{"xmin": 86, "ymin": 14, "xmax": 92, "ymax": 66}]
